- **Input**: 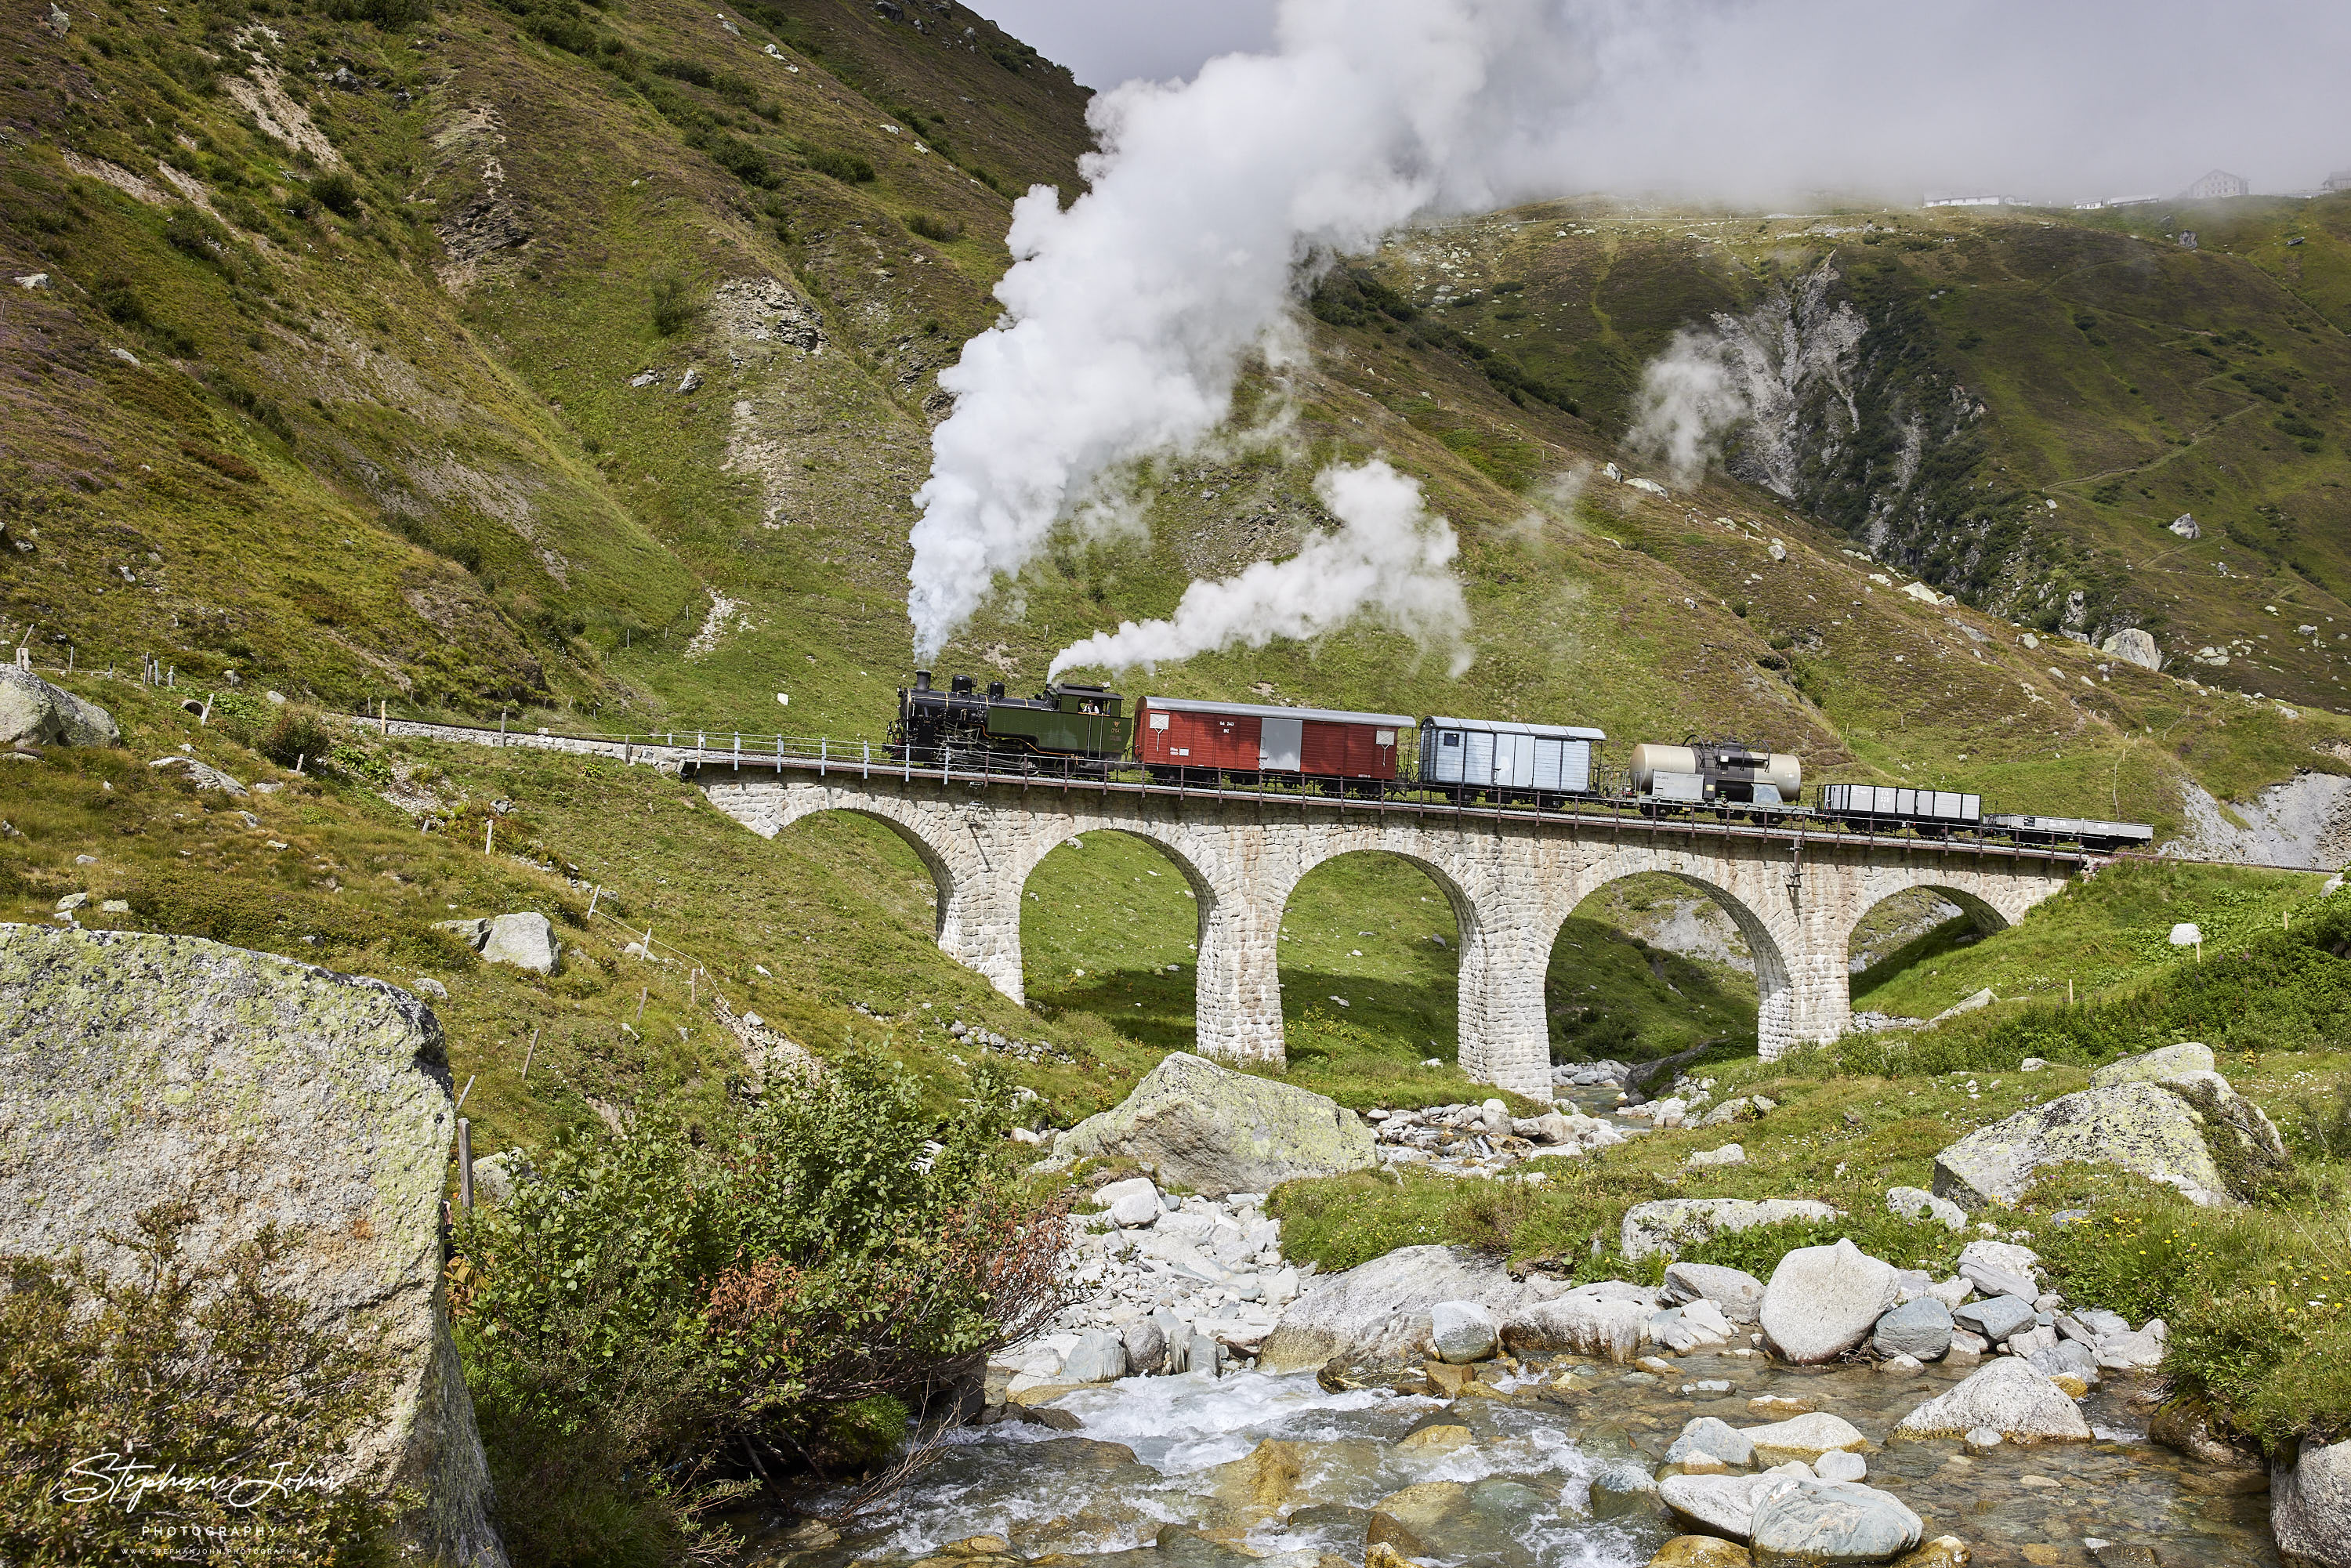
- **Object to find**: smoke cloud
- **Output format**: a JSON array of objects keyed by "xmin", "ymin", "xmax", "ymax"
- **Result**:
[
  {"xmin": 913, "ymin": 0, "xmax": 2350, "ymax": 660},
  {"xmin": 1046, "ymin": 460, "xmax": 1469, "ymax": 679}
]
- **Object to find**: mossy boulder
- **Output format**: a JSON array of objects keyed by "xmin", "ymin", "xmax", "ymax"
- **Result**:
[
  {"xmin": 0, "ymin": 924, "xmax": 504, "ymax": 1566},
  {"xmin": 1930, "ymin": 1059, "xmax": 2286, "ymax": 1211},
  {"xmin": 0, "ymin": 664, "xmax": 118, "ymax": 748},
  {"xmin": 1045, "ymin": 1051, "xmax": 1375, "ymax": 1198}
]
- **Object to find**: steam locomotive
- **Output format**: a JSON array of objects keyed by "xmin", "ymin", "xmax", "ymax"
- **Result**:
[{"xmin": 891, "ymin": 672, "xmax": 2154, "ymax": 852}]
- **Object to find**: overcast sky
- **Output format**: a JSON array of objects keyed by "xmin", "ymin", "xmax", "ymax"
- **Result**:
[
  {"xmin": 975, "ymin": 1, "xmax": 1273, "ymax": 91},
  {"xmin": 970, "ymin": 0, "xmax": 2351, "ymax": 199}
]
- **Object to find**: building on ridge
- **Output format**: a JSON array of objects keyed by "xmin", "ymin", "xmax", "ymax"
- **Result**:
[{"xmin": 2183, "ymin": 169, "xmax": 2250, "ymax": 200}]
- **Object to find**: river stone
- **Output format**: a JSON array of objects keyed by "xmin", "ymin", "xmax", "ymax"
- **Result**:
[
  {"xmin": 1096, "ymin": 1175, "xmax": 1163, "ymax": 1228},
  {"xmin": 1956, "ymin": 1240, "xmax": 2041, "ymax": 1300},
  {"xmin": 0, "ymin": 664, "xmax": 120, "ymax": 747},
  {"xmin": 1121, "ymin": 1315, "xmax": 1167, "ymax": 1374},
  {"xmin": 1430, "ymin": 1299, "xmax": 1499, "ymax": 1363},
  {"xmin": 1665, "ymin": 1262, "xmax": 1768, "ymax": 1324},
  {"xmin": 1591, "ymin": 1461, "xmax": 1662, "ymax": 1519},
  {"xmin": 480, "ymin": 912, "xmax": 561, "ymax": 975},
  {"xmin": 1886, "ymin": 1186, "xmax": 1967, "ymax": 1231},
  {"xmin": 1742, "ymin": 1413, "xmax": 1868, "ymax": 1466},
  {"xmin": 1660, "ymin": 1472, "xmax": 1799, "ymax": 1539},
  {"xmin": 1647, "ymin": 1538, "xmax": 1755, "ymax": 1568},
  {"xmin": 1371, "ymin": 1479, "xmax": 1469, "ymax": 1530},
  {"xmin": 1502, "ymin": 1288, "xmax": 1654, "ymax": 1363},
  {"xmin": 1897, "ymin": 1537, "xmax": 1972, "ymax": 1568},
  {"xmin": 2090, "ymin": 1042, "xmax": 2215, "ymax": 1088},
  {"xmin": 1060, "ymin": 1328, "xmax": 1129, "ymax": 1383},
  {"xmin": 1259, "ymin": 1244, "xmax": 1534, "ymax": 1374},
  {"xmin": 1891, "ymin": 1356, "xmax": 2092, "ymax": 1443},
  {"xmin": 1669, "ymin": 1417, "xmax": 1758, "ymax": 1469},
  {"xmin": 1749, "ymin": 1479, "xmax": 1923, "ymax": 1565},
  {"xmin": 0, "ymin": 925, "xmax": 504, "ymax": 1566},
  {"xmin": 1207, "ymin": 1438, "xmax": 1307, "ymax": 1515},
  {"xmin": 1872, "ymin": 1298, "xmax": 1954, "ymax": 1360},
  {"xmin": 1045, "ymin": 1052, "xmax": 1376, "ymax": 1198},
  {"xmin": 1624, "ymin": 1198, "xmax": 1842, "ymax": 1261},
  {"xmin": 1930, "ymin": 1077, "xmax": 2285, "ymax": 1211},
  {"xmin": 2273, "ymin": 1435, "xmax": 2351, "ymax": 1568},
  {"xmin": 1814, "ymin": 1450, "xmax": 1867, "ymax": 1484},
  {"xmin": 1952, "ymin": 1295, "xmax": 2036, "ymax": 1345},
  {"xmin": 1762, "ymin": 1240, "xmax": 1899, "ymax": 1363}
]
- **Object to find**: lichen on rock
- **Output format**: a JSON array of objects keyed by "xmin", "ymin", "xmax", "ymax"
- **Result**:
[{"xmin": 0, "ymin": 924, "xmax": 505, "ymax": 1565}]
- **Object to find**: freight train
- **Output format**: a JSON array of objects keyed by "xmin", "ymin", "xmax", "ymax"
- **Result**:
[{"xmin": 891, "ymin": 672, "xmax": 2154, "ymax": 852}]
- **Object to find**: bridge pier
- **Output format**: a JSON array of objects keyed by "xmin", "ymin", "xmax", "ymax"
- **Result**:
[
  {"xmin": 1194, "ymin": 887, "xmax": 1285, "ymax": 1063},
  {"xmin": 1455, "ymin": 922, "xmax": 1556, "ymax": 1102}
]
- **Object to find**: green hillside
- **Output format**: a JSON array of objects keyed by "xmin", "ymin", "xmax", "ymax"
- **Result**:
[{"xmin": 3, "ymin": 0, "xmax": 2351, "ymax": 1111}]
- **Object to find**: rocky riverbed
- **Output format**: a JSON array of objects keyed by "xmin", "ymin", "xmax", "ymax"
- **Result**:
[{"xmin": 752, "ymin": 1348, "xmax": 2272, "ymax": 1568}]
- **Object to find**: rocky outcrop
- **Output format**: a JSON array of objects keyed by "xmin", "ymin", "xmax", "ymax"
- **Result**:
[
  {"xmin": 1890, "ymin": 1356, "xmax": 2092, "ymax": 1444},
  {"xmin": 1045, "ymin": 1052, "xmax": 1375, "ymax": 1198},
  {"xmin": 0, "ymin": 664, "xmax": 119, "ymax": 748},
  {"xmin": 1621, "ymin": 1197, "xmax": 1841, "ymax": 1261},
  {"xmin": 437, "ymin": 912, "xmax": 563, "ymax": 975},
  {"xmin": 1932, "ymin": 1048, "xmax": 2287, "ymax": 1210},
  {"xmin": 2273, "ymin": 1436, "xmax": 2351, "ymax": 1568},
  {"xmin": 1502, "ymin": 1287, "xmax": 1656, "ymax": 1363},
  {"xmin": 0, "ymin": 925, "xmax": 505, "ymax": 1566},
  {"xmin": 1258, "ymin": 1244, "xmax": 1533, "ymax": 1374}
]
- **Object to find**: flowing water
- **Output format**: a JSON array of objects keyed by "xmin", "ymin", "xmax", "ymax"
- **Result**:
[{"xmin": 751, "ymin": 1352, "xmax": 2277, "ymax": 1568}]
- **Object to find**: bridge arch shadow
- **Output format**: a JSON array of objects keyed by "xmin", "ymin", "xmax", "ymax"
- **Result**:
[
  {"xmin": 1846, "ymin": 884, "xmax": 2012, "ymax": 1022},
  {"xmin": 773, "ymin": 806, "xmax": 961, "ymax": 936},
  {"xmin": 1548, "ymin": 871, "xmax": 1762, "ymax": 1068},
  {"xmin": 1274, "ymin": 849, "xmax": 1469, "ymax": 1081},
  {"xmin": 1018, "ymin": 829, "xmax": 1214, "ymax": 1048}
]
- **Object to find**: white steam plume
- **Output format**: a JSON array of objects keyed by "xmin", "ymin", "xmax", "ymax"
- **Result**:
[
  {"xmin": 911, "ymin": 0, "xmax": 1607, "ymax": 661},
  {"xmin": 911, "ymin": 0, "xmax": 2349, "ymax": 660},
  {"xmin": 1623, "ymin": 329, "xmax": 1749, "ymax": 489},
  {"xmin": 1047, "ymin": 460, "xmax": 1469, "ymax": 679}
]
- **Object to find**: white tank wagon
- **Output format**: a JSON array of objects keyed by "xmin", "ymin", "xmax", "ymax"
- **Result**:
[
  {"xmin": 1418, "ymin": 716, "xmax": 1606, "ymax": 807},
  {"xmin": 1628, "ymin": 740, "xmax": 1802, "ymax": 808}
]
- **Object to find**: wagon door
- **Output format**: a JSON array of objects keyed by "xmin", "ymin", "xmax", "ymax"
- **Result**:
[{"xmin": 1259, "ymin": 715, "xmax": 1302, "ymax": 773}]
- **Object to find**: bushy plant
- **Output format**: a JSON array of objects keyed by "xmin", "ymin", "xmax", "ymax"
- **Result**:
[
  {"xmin": 905, "ymin": 212, "xmax": 962, "ymax": 244},
  {"xmin": 310, "ymin": 173, "xmax": 362, "ymax": 220},
  {"xmin": 0, "ymin": 1204, "xmax": 396, "ymax": 1563},
  {"xmin": 453, "ymin": 1050, "xmax": 1064, "ymax": 1560},
  {"xmin": 806, "ymin": 149, "xmax": 875, "ymax": 184},
  {"xmin": 259, "ymin": 705, "xmax": 335, "ymax": 771},
  {"xmin": 650, "ymin": 275, "xmax": 697, "ymax": 337}
]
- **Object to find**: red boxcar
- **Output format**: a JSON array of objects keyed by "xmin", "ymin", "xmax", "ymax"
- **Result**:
[{"xmin": 1135, "ymin": 696, "xmax": 1412, "ymax": 781}]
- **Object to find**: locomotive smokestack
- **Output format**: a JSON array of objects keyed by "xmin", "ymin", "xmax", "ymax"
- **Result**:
[{"xmin": 913, "ymin": 669, "xmax": 932, "ymax": 692}]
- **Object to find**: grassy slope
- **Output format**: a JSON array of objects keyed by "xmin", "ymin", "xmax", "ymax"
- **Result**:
[{"xmin": 2, "ymin": 2, "xmax": 2351, "ymax": 1121}]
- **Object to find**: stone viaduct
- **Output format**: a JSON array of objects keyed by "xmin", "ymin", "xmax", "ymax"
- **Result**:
[{"xmin": 696, "ymin": 766, "xmax": 2081, "ymax": 1103}]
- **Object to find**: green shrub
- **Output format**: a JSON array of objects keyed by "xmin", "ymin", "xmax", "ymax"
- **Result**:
[
  {"xmin": 310, "ymin": 172, "xmax": 362, "ymax": 219},
  {"xmin": 906, "ymin": 212, "xmax": 962, "ymax": 244},
  {"xmin": 806, "ymin": 148, "xmax": 875, "ymax": 184},
  {"xmin": 649, "ymin": 274, "xmax": 697, "ymax": 337},
  {"xmin": 453, "ymin": 1050, "xmax": 1065, "ymax": 1558},
  {"xmin": 260, "ymin": 705, "xmax": 335, "ymax": 770},
  {"xmin": 705, "ymin": 135, "xmax": 772, "ymax": 187},
  {"xmin": 0, "ymin": 1204, "xmax": 396, "ymax": 1562}
]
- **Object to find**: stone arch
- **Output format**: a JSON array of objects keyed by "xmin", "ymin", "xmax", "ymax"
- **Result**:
[
  {"xmin": 1266, "ymin": 844, "xmax": 1476, "ymax": 1074},
  {"xmin": 1839, "ymin": 879, "xmax": 2016, "ymax": 1005},
  {"xmin": 1009, "ymin": 826, "xmax": 1225, "ymax": 1039},
  {"xmin": 1545, "ymin": 871, "xmax": 1766, "ymax": 1067},
  {"xmin": 760, "ymin": 798, "xmax": 967, "ymax": 936}
]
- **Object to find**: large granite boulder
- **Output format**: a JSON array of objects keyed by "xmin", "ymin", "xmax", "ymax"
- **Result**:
[
  {"xmin": 1890, "ymin": 1356, "xmax": 2092, "ymax": 1443},
  {"xmin": 2091, "ymin": 1041, "xmax": 2213, "ymax": 1088},
  {"xmin": 1502, "ymin": 1286, "xmax": 1655, "ymax": 1363},
  {"xmin": 1761, "ymin": 1240, "xmax": 1900, "ymax": 1363},
  {"xmin": 1621, "ymin": 1197, "xmax": 1842, "ymax": 1261},
  {"xmin": 1258, "ymin": 1244, "xmax": 1534, "ymax": 1374},
  {"xmin": 1931, "ymin": 1063, "xmax": 2286, "ymax": 1211},
  {"xmin": 1749, "ymin": 1479, "xmax": 1924, "ymax": 1564},
  {"xmin": 0, "ymin": 925, "xmax": 504, "ymax": 1565},
  {"xmin": 1045, "ymin": 1052, "xmax": 1375, "ymax": 1198},
  {"xmin": 0, "ymin": 664, "xmax": 119, "ymax": 748},
  {"xmin": 2274, "ymin": 1436, "xmax": 2351, "ymax": 1568}
]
